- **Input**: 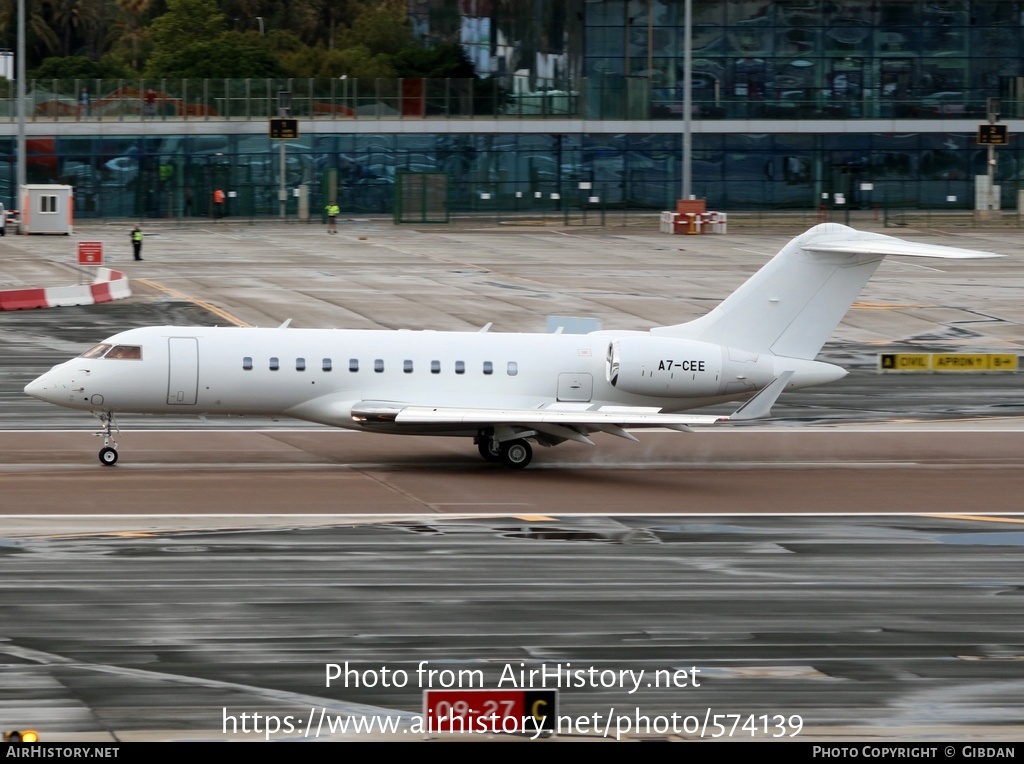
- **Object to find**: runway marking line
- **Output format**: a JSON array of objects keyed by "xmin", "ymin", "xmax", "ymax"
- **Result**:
[
  {"xmin": 135, "ymin": 279, "xmax": 251, "ymax": 327},
  {"xmin": 928, "ymin": 514, "xmax": 1024, "ymax": 526},
  {"xmin": 852, "ymin": 302, "xmax": 923, "ymax": 309}
]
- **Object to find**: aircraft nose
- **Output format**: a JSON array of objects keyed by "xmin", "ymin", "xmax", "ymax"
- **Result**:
[{"xmin": 24, "ymin": 372, "xmax": 63, "ymax": 402}]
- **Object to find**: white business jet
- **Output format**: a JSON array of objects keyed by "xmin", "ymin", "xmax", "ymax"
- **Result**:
[{"xmin": 24, "ymin": 223, "xmax": 997, "ymax": 469}]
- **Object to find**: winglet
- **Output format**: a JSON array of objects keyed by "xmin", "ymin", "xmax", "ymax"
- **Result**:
[{"xmin": 726, "ymin": 371, "xmax": 794, "ymax": 421}]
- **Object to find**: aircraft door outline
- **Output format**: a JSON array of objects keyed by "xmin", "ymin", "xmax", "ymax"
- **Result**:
[
  {"xmin": 557, "ymin": 372, "xmax": 593, "ymax": 402},
  {"xmin": 167, "ymin": 337, "xmax": 199, "ymax": 405}
]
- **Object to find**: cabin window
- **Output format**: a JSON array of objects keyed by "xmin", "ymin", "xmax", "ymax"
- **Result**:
[
  {"xmin": 296, "ymin": 357, "xmax": 306, "ymax": 371},
  {"xmin": 403, "ymin": 360, "xmax": 413, "ymax": 373},
  {"xmin": 39, "ymin": 195, "xmax": 58, "ymax": 214},
  {"xmin": 483, "ymin": 361, "xmax": 493, "ymax": 375},
  {"xmin": 374, "ymin": 359, "xmax": 384, "ymax": 373},
  {"xmin": 242, "ymin": 357, "xmax": 253, "ymax": 370},
  {"xmin": 455, "ymin": 361, "xmax": 465, "ymax": 375},
  {"xmin": 322, "ymin": 358, "xmax": 332, "ymax": 372},
  {"xmin": 105, "ymin": 345, "xmax": 142, "ymax": 360},
  {"xmin": 269, "ymin": 357, "xmax": 279, "ymax": 371},
  {"xmin": 507, "ymin": 361, "xmax": 518, "ymax": 376},
  {"xmin": 431, "ymin": 360, "xmax": 441, "ymax": 374},
  {"xmin": 79, "ymin": 343, "xmax": 112, "ymax": 359},
  {"xmin": 349, "ymin": 358, "xmax": 359, "ymax": 372}
]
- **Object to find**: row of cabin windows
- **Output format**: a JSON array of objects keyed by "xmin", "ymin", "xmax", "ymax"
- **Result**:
[{"xmin": 242, "ymin": 356, "xmax": 519, "ymax": 376}]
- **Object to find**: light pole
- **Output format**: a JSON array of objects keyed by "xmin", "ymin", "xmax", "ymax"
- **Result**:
[
  {"xmin": 16, "ymin": 0, "xmax": 26, "ymax": 209},
  {"xmin": 681, "ymin": 0, "xmax": 692, "ymax": 201}
]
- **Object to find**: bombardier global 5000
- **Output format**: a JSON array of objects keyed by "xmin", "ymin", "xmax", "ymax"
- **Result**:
[{"xmin": 25, "ymin": 223, "xmax": 997, "ymax": 469}]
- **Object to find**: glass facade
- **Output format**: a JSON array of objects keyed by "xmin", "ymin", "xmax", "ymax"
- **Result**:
[
  {"xmin": 581, "ymin": 0, "xmax": 1020, "ymax": 120},
  {"xmin": 0, "ymin": 1, "xmax": 1021, "ymax": 216},
  {"xmin": 5, "ymin": 129, "xmax": 999, "ymax": 219}
]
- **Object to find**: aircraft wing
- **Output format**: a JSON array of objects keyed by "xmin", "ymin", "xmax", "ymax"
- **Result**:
[
  {"xmin": 392, "ymin": 406, "xmax": 727, "ymax": 427},
  {"xmin": 354, "ymin": 373, "xmax": 794, "ymax": 442}
]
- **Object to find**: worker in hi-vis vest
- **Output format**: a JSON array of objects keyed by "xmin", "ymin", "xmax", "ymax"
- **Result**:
[
  {"xmin": 325, "ymin": 200, "xmax": 340, "ymax": 234},
  {"xmin": 131, "ymin": 226, "xmax": 143, "ymax": 261}
]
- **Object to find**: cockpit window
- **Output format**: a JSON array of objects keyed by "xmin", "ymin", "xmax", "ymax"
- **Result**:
[
  {"xmin": 79, "ymin": 343, "xmax": 112, "ymax": 359},
  {"xmin": 105, "ymin": 345, "xmax": 143, "ymax": 360},
  {"xmin": 78, "ymin": 343, "xmax": 142, "ymax": 360}
]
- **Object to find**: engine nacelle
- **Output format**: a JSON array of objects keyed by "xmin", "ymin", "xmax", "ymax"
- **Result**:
[{"xmin": 606, "ymin": 337, "xmax": 774, "ymax": 398}]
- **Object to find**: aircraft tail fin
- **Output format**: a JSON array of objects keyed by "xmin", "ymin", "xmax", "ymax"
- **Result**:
[{"xmin": 652, "ymin": 223, "xmax": 998, "ymax": 360}]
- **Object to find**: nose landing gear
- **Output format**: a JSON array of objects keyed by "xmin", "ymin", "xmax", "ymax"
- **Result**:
[{"xmin": 94, "ymin": 412, "xmax": 120, "ymax": 466}]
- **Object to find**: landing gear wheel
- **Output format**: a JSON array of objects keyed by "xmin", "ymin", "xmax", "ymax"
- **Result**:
[
  {"xmin": 477, "ymin": 438, "xmax": 502, "ymax": 463},
  {"xmin": 499, "ymin": 439, "xmax": 533, "ymax": 469},
  {"xmin": 94, "ymin": 411, "xmax": 120, "ymax": 466}
]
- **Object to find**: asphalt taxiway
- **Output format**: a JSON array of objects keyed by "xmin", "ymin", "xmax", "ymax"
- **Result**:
[{"xmin": 1, "ymin": 428, "xmax": 1022, "ymax": 518}]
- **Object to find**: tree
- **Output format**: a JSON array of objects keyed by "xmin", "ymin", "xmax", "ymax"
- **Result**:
[
  {"xmin": 146, "ymin": 32, "xmax": 283, "ymax": 78},
  {"xmin": 0, "ymin": 0, "xmax": 60, "ymax": 65},
  {"xmin": 115, "ymin": 0, "xmax": 152, "ymax": 71},
  {"xmin": 47, "ymin": 0, "xmax": 104, "ymax": 58},
  {"xmin": 29, "ymin": 54, "xmax": 132, "ymax": 80},
  {"xmin": 337, "ymin": 0, "xmax": 414, "ymax": 56},
  {"xmin": 392, "ymin": 42, "xmax": 475, "ymax": 79},
  {"xmin": 145, "ymin": 0, "xmax": 225, "ymax": 76}
]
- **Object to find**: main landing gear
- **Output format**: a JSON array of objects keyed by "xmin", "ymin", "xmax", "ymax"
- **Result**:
[
  {"xmin": 95, "ymin": 412, "xmax": 119, "ymax": 466},
  {"xmin": 476, "ymin": 434, "xmax": 533, "ymax": 469}
]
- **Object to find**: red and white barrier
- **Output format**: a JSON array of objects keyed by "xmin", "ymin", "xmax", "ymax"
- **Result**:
[
  {"xmin": 660, "ymin": 210, "xmax": 728, "ymax": 235},
  {"xmin": 0, "ymin": 268, "xmax": 131, "ymax": 311}
]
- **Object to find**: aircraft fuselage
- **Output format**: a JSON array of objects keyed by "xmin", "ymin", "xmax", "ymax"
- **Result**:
[{"xmin": 25, "ymin": 325, "xmax": 841, "ymax": 433}]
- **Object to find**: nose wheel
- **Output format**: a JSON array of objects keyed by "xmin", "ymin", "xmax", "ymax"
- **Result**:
[{"xmin": 94, "ymin": 412, "xmax": 120, "ymax": 467}]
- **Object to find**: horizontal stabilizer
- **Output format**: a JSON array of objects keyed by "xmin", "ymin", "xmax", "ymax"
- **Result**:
[{"xmin": 804, "ymin": 237, "xmax": 1000, "ymax": 259}]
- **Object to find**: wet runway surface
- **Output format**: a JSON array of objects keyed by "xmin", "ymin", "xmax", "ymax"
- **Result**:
[
  {"xmin": 2, "ymin": 224, "xmax": 1023, "ymax": 741},
  {"xmin": 2, "ymin": 515, "xmax": 1023, "ymax": 741}
]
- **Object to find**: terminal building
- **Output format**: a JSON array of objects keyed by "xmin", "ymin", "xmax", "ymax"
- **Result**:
[{"xmin": 0, "ymin": 0, "xmax": 1021, "ymax": 219}]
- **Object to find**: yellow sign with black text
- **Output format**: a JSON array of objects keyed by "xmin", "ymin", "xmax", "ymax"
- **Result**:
[
  {"xmin": 880, "ymin": 354, "xmax": 929, "ymax": 371},
  {"xmin": 879, "ymin": 353, "xmax": 1018, "ymax": 372}
]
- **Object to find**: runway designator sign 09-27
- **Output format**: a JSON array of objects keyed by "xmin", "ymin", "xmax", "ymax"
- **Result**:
[{"xmin": 423, "ymin": 689, "xmax": 556, "ymax": 736}]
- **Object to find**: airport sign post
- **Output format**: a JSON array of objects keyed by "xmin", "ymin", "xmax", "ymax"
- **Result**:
[
  {"xmin": 978, "ymin": 99, "xmax": 1006, "ymax": 216},
  {"xmin": 272, "ymin": 92, "xmax": 296, "ymax": 219},
  {"xmin": 268, "ymin": 118, "xmax": 298, "ymax": 140},
  {"xmin": 77, "ymin": 241, "xmax": 103, "ymax": 266},
  {"xmin": 976, "ymin": 123, "xmax": 1008, "ymax": 146}
]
